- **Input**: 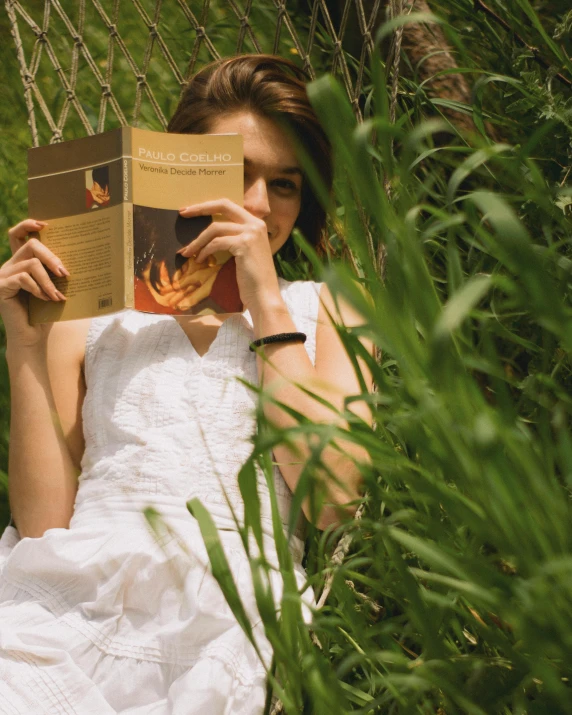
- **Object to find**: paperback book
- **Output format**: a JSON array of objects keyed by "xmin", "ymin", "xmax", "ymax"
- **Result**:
[{"xmin": 27, "ymin": 126, "xmax": 244, "ymax": 324}]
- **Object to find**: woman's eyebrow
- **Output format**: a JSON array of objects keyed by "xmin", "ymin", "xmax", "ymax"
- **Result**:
[
  {"xmin": 244, "ymin": 157, "xmax": 302, "ymax": 176},
  {"xmin": 282, "ymin": 167, "xmax": 303, "ymax": 176}
]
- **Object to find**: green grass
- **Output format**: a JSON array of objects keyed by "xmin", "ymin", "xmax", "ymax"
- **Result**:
[{"xmin": 198, "ymin": 4, "xmax": 572, "ymax": 712}]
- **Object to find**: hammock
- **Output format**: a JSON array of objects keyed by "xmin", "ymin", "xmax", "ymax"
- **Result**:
[{"xmin": 4, "ymin": 0, "xmax": 402, "ymax": 146}]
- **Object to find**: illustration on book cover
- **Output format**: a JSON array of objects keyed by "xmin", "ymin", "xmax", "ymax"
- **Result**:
[{"xmin": 133, "ymin": 205, "xmax": 241, "ymax": 315}]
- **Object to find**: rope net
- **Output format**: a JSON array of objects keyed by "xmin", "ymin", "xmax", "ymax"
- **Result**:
[{"xmin": 5, "ymin": 0, "xmax": 390, "ymax": 146}]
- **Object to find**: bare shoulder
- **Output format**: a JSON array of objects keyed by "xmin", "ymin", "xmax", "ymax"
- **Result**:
[
  {"xmin": 315, "ymin": 282, "xmax": 374, "ymax": 407},
  {"xmin": 46, "ymin": 318, "xmax": 91, "ymax": 371},
  {"xmin": 316, "ymin": 281, "xmax": 372, "ymax": 330}
]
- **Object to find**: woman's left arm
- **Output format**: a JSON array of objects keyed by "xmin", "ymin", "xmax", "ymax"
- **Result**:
[
  {"xmin": 178, "ymin": 199, "xmax": 373, "ymax": 530},
  {"xmin": 248, "ymin": 284, "xmax": 373, "ymax": 531}
]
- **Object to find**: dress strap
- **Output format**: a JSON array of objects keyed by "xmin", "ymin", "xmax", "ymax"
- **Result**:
[{"xmin": 278, "ymin": 279, "xmax": 323, "ymax": 366}]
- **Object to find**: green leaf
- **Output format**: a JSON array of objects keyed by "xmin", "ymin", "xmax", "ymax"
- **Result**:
[
  {"xmin": 376, "ymin": 12, "xmax": 444, "ymax": 43},
  {"xmin": 434, "ymin": 274, "xmax": 492, "ymax": 339},
  {"xmin": 187, "ymin": 498, "xmax": 256, "ymax": 648}
]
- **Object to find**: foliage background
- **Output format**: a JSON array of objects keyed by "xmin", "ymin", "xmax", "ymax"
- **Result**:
[{"xmin": 1, "ymin": 1, "xmax": 572, "ymax": 712}]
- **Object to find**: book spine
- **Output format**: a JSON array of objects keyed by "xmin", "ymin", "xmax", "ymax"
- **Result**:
[{"xmin": 122, "ymin": 127, "xmax": 134, "ymax": 309}]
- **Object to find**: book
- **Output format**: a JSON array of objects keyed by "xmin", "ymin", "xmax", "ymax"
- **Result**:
[{"xmin": 27, "ymin": 127, "xmax": 244, "ymax": 324}]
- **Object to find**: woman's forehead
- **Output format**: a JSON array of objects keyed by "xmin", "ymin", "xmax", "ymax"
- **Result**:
[
  {"xmin": 244, "ymin": 156, "xmax": 302, "ymax": 175},
  {"xmin": 208, "ymin": 111, "xmax": 300, "ymax": 168}
]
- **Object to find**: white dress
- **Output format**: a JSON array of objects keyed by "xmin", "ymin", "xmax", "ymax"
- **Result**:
[{"xmin": 0, "ymin": 278, "xmax": 322, "ymax": 714}]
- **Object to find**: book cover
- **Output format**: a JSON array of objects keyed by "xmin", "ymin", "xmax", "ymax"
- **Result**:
[{"xmin": 27, "ymin": 127, "xmax": 243, "ymax": 324}]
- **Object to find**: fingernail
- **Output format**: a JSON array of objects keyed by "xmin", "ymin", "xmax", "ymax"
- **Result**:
[
  {"xmin": 35, "ymin": 221, "xmax": 48, "ymax": 227},
  {"xmin": 55, "ymin": 290, "xmax": 67, "ymax": 301},
  {"xmin": 57, "ymin": 265, "xmax": 70, "ymax": 277}
]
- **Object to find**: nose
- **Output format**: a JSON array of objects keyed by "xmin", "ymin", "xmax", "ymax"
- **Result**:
[{"xmin": 244, "ymin": 177, "xmax": 271, "ymax": 220}]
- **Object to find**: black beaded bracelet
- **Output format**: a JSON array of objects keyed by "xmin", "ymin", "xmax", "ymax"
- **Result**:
[{"xmin": 249, "ymin": 332, "xmax": 307, "ymax": 352}]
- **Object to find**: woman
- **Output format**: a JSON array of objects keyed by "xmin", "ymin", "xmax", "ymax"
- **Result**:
[{"xmin": 0, "ymin": 55, "xmax": 371, "ymax": 713}]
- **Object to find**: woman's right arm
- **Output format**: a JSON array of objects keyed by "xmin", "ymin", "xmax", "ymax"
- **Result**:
[{"xmin": 2, "ymin": 220, "xmax": 89, "ymax": 538}]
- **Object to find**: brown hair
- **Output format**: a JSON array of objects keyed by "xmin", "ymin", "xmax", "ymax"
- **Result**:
[{"xmin": 167, "ymin": 54, "xmax": 332, "ymax": 262}]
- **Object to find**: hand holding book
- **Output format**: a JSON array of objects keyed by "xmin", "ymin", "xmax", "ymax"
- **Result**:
[
  {"xmin": 0, "ymin": 221, "xmax": 68, "ymax": 347},
  {"xmin": 178, "ymin": 198, "xmax": 282, "ymax": 315}
]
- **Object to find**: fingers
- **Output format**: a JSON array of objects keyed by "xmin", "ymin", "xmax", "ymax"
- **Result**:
[
  {"xmin": 167, "ymin": 288, "xmax": 192, "ymax": 308},
  {"xmin": 195, "ymin": 237, "xmax": 240, "ymax": 263},
  {"xmin": 175, "ymin": 272, "xmax": 218, "ymax": 311},
  {"xmin": 159, "ymin": 263, "xmax": 219, "ymax": 306},
  {"xmin": 159, "ymin": 262, "xmax": 170, "ymax": 286},
  {"xmin": 1, "ymin": 256, "xmax": 66, "ymax": 302},
  {"xmin": 179, "ymin": 257, "xmax": 202, "ymax": 276},
  {"xmin": 18, "ymin": 257, "xmax": 67, "ymax": 302},
  {"xmin": 9, "ymin": 237, "xmax": 70, "ymax": 277},
  {"xmin": 8, "ymin": 219, "xmax": 48, "ymax": 255},
  {"xmin": 1, "ymin": 228, "xmax": 70, "ymax": 304},
  {"xmin": 7, "ymin": 229, "xmax": 70, "ymax": 281},
  {"xmin": 177, "ymin": 222, "xmax": 243, "ymax": 259},
  {"xmin": 142, "ymin": 256, "xmax": 221, "ymax": 311},
  {"xmin": 179, "ymin": 199, "xmax": 249, "ymax": 224},
  {"xmin": 4, "ymin": 273, "xmax": 49, "ymax": 301},
  {"xmin": 0, "ymin": 270, "xmax": 58, "ymax": 303},
  {"xmin": 177, "ymin": 264, "xmax": 220, "ymax": 291},
  {"xmin": 179, "ymin": 256, "xmax": 217, "ymax": 278},
  {"xmin": 145, "ymin": 278, "xmax": 172, "ymax": 308},
  {"xmin": 142, "ymin": 263, "xmax": 187, "ymax": 308}
]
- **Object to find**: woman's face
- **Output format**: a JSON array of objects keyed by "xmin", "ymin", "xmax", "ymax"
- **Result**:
[{"xmin": 206, "ymin": 111, "xmax": 303, "ymax": 255}]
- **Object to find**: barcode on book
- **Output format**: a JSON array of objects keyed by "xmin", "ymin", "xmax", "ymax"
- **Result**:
[{"xmin": 98, "ymin": 298, "xmax": 113, "ymax": 309}]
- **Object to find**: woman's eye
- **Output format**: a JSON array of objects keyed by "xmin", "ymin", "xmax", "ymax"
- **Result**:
[{"xmin": 272, "ymin": 178, "xmax": 299, "ymax": 192}]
